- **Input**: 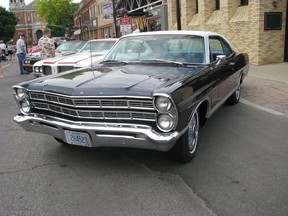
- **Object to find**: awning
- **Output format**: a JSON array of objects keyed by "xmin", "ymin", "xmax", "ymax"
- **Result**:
[
  {"xmin": 73, "ymin": 29, "xmax": 81, "ymax": 35},
  {"xmin": 116, "ymin": 0, "xmax": 163, "ymax": 16}
]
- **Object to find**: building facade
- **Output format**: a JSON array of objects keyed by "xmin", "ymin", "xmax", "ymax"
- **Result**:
[
  {"xmin": 73, "ymin": 0, "xmax": 116, "ymax": 40},
  {"xmin": 9, "ymin": 0, "xmax": 287, "ymax": 65},
  {"xmin": 9, "ymin": 0, "xmax": 44, "ymax": 45},
  {"xmin": 168, "ymin": 0, "xmax": 287, "ymax": 65}
]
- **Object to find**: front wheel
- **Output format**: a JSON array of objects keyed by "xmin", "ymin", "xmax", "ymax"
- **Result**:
[{"xmin": 168, "ymin": 110, "xmax": 200, "ymax": 163}]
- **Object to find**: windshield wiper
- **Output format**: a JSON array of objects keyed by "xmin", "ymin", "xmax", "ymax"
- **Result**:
[
  {"xmin": 139, "ymin": 59, "xmax": 183, "ymax": 66},
  {"xmin": 140, "ymin": 59, "xmax": 202, "ymax": 67}
]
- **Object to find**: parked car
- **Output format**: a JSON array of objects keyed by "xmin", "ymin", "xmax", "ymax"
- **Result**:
[
  {"xmin": 33, "ymin": 38, "xmax": 118, "ymax": 77},
  {"xmin": 23, "ymin": 40, "xmax": 86, "ymax": 73},
  {"xmin": 13, "ymin": 31, "xmax": 249, "ymax": 163}
]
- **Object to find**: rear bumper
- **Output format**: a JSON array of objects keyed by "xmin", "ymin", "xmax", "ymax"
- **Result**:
[{"xmin": 14, "ymin": 114, "xmax": 180, "ymax": 152}]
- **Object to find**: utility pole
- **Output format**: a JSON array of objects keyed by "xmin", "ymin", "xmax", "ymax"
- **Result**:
[
  {"xmin": 176, "ymin": 0, "xmax": 181, "ymax": 30},
  {"xmin": 112, "ymin": 0, "xmax": 119, "ymax": 37}
]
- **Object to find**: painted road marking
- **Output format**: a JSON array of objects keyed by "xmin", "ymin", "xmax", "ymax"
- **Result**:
[{"xmin": 240, "ymin": 98, "xmax": 285, "ymax": 117}]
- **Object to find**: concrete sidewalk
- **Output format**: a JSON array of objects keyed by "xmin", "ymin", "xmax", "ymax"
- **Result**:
[{"xmin": 241, "ymin": 62, "xmax": 288, "ymax": 117}]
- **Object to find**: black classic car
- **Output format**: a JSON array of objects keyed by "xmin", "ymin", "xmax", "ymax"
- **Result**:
[{"xmin": 13, "ymin": 31, "xmax": 249, "ymax": 163}]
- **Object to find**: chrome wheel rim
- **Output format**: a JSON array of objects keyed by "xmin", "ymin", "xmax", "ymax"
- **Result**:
[
  {"xmin": 235, "ymin": 77, "xmax": 241, "ymax": 100},
  {"xmin": 188, "ymin": 111, "xmax": 199, "ymax": 154}
]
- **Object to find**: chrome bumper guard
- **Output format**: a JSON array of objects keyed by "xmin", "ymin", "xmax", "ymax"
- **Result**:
[{"xmin": 14, "ymin": 114, "xmax": 180, "ymax": 152}]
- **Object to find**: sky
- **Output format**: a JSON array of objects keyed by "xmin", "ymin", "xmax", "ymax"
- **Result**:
[{"xmin": 0, "ymin": 0, "xmax": 81, "ymax": 10}]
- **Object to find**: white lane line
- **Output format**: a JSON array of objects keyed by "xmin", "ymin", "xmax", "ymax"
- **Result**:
[
  {"xmin": 240, "ymin": 99, "xmax": 285, "ymax": 116},
  {"xmin": 2, "ymin": 63, "xmax": 12, "ymax": 69}
]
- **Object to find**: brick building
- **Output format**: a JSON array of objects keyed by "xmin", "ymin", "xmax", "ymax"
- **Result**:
[
  {"xmin": 73, "ymin": 0, "xmax": 116, "ymax": 40},
  {"xmin": 167, "ymin": 0, "xmax": 288, "ymax": 65},
  {"xmin": 9, "ymin": 0, "xmax": 45, "ymax": 46},
  {"xmin": 107, "ymin": 0, "xmax": 288, "ymax": 65}
]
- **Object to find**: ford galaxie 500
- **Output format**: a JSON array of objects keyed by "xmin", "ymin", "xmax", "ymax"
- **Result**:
[{"xmin": 13, "ymin": 31, "xmax": 249, "ymax": 163}]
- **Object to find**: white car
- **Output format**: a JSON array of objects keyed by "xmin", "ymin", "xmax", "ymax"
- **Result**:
[{"xmin": 33, "ymin": 38, "xmax": 118, "ymax": 77}]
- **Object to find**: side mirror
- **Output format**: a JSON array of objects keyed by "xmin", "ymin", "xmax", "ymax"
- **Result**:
[{"xmin": 215, "ymin": 55, "xmax": 226, "ymax": 67}]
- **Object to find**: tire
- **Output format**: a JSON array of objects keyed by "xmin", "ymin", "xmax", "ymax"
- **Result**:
[
  {"xmin": 226, "ymin": 74, "xmax": 242, "ymax": 105},
  {"xmin": 168, "ymin": 110, "xmax": 200, "ymax": 163}
]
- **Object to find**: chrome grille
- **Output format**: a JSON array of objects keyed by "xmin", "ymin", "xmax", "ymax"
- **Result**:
[
  {"xmin": 43, "ymin": 66, "xmax": 52, "ymax": 75},
  {"xmin": 30, "ymin": 92, "xmax": 154, "ymax": 109},
  {"xmin": 32, "ymin": 102, "xmax": 156, "ymax": 121},
  {"xmin": 30, "ymin": 91, "xmax": 156, "ymax": 122},
  {"xmin": 58, "ymin": 66, "xmax": 74, "ymax": 73}
]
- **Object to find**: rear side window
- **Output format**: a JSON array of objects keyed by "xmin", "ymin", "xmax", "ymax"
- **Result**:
[{"xmin": 209, "ymin": 37, "xmax": 234, "ymax": 62}]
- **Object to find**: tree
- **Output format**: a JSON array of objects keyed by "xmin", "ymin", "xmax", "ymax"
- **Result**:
[
  {"xmin": 0, "ymin": 6, "xmax": 18, "ymax": 42},
  {"xmin": 35, "ymin": 0, "xmax": 78, "ymax": 37}
]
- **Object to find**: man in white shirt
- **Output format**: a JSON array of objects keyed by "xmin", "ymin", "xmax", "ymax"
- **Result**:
[
  {"xmin": 16, "ymin": 33, "xmax": 27, "ymax": 75},
  {"xmin": 0, "ymin": 40, "xmax": 6, "ymax": 50},
  {"xmin": 131, "ymin": 23, "xmax": 140, "ymax": 34}
]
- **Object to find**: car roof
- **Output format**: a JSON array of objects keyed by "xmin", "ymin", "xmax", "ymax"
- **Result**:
[
  {"xmin": 89, "ymin": 38, "xmax": 119, "ymax": 42},
  {"xmin": 121, "ymin": 30, "xmax": 223, "ymax": 38}
]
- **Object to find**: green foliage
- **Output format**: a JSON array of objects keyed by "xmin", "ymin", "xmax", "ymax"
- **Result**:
[
  {"xmin": 35, "ymin": 0, "xmax": 78, "ymax": 37},
  {"xmin": 0, "ymin": 6, "xmax": 18, "ymax": 42}
]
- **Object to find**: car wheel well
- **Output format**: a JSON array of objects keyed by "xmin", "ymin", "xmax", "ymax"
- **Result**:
[
  {"xmin": 240, "ymin": 72, "xmax": 244, "ymax": 85},
  {"xmin": 197, "ymin": 100, "xmax": 209, "ymax": 127}
]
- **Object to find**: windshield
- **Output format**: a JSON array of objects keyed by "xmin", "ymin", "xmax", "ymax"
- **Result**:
[
  {"xmin": 103, "ymin": 35, "xmax": 206, "ymax": 64},
  {"xmin": 79, "ymin": 40, "xmax": 116, "ymax": 53},
  {"xmin": 56, "ymin": 41, "xmax": 86, "ymax": 53}
]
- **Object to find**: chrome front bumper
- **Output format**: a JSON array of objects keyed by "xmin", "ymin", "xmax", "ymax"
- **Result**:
[{"xmin": 14, "ymin": 114, "xmax": 180, "ymax": 152}]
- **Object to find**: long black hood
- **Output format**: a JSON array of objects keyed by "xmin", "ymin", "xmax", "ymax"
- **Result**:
[{"xmin": 27, "ymin": 64, "xmax": 205, "ymax": 97}]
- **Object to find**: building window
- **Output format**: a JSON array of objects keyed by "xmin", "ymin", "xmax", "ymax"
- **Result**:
[
  {"xmin": 215, "ymin": 0, "xmax": 220, "ymax": 10},
  {"xmin": 196, "ymin": 0, "xmax": 198, "ymax": 13},
  {"xmin": 240, "ymin": 0, "xmax": 248, "ymax": 6}
]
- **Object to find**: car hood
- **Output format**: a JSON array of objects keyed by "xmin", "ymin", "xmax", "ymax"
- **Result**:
[
  {"xmin": 27, "ymin": 64, "xmax": 205, "ymax": 97},
  {"xmin": 56, "ymin": 52, "xmax": 106, "ymax": 65},
  {"xmin": 74, "ymin": 55, "xmax": 106, "ymax": 68}
]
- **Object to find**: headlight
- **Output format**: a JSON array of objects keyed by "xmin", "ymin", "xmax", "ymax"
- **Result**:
[
  {"xmin": 14, "ymin": 88, "xmax": 28, "ymax": 101},
  {"xmin": 34, "ymin": 66, "xmax": 43, "ymax": 73},
  {"xmin": 20, "ymin": 101, "xmax": 31, "ymax": 113},
  {"xmin": 154, "ymin": 96, "xmax": 172, "ymax": 112},
  {"xmin": 25, "ymin": 60, "xmax": 30, "ymax": 64},
  {"xmin": 157, "ymin": 114, "xmax": 175, "ymax": 131}
]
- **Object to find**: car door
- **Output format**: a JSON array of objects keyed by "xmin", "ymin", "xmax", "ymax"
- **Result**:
[{"xmin": 209, "ymin": 36, "xmax": 236, "ymax": 105}]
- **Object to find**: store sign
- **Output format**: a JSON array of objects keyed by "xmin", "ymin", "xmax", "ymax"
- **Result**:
[{"xmin": 120, "ymin": 17, "xmax": 131, "ymax": 33}]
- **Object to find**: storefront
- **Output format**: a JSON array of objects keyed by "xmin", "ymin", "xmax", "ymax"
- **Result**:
[{"xmin": 116, "ymin": 0, "xmax": 168, "ymax": 33}]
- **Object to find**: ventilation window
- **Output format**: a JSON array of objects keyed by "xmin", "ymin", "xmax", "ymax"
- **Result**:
[{"xmin": 240, "ymin": 0, "xmax": 249, "ymax": 6}]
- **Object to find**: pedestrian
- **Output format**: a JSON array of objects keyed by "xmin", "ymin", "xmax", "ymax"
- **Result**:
[
  {"xmin": 16, "ymin": 33, "xmax": 27, "ymax": 75},
  {"xmin": 7, "ymin": 42, "xmax": 14, "ymax": 61},
  {"xmin": 0, "ymin": 40, "xmax": 6, "ymax": 51},
  {"xmin": 53, "ymin": 37, "xmax": 59, "ymax": 49},
  {"xmin": 131, "ymin": 23, "xmax": 140, "ymax": 34},
  {"xmin": 38, "ymin": 27, "xmax": 55, "ymax": 60},
  {"xmin": 0, "ymin": 47, "xmax": 3, "ymax": 78}
]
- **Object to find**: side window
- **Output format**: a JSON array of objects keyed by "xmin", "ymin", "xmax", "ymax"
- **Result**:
[
  {"xmin": 209, "ymin": 38, "xmax": 224, "ymax": 62},
  {"xmin": 209, "ymin": 37, "xmax": 234, "ymax": 62},
  {"xmin": 221, "ymin": 39, "xmax": 233, "ymax": 57}
]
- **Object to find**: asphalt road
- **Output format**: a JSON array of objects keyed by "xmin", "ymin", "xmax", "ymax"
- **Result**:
[{"xmin": 1, "ymin": 61, "xmax": 287, "ymax": 216}]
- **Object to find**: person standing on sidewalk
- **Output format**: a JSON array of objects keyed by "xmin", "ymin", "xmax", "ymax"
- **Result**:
[
  {"xmin": 16, "ymin": 33, "xmax": 27, "ymax": 75},
  {"xmin": 38, "ymin": 28, "xmax": 55, "ymax": 60},
  {"xmin": 0, "ymin": 47, "xmax": 3, "ymax": 78},
  {"xmin": 131, "ymin": 23, "xmax": 140, "ymax": 34}
]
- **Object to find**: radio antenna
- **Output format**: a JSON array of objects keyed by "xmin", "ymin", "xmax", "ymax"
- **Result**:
[{"xmin": 90, "ymin": 39, "xmax": 93, "ymax": 68}]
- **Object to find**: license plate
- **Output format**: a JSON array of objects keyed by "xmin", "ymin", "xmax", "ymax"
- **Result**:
[{"xmin": 64, "ymin": 130, "xmax": 91, "ymax": 147}]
